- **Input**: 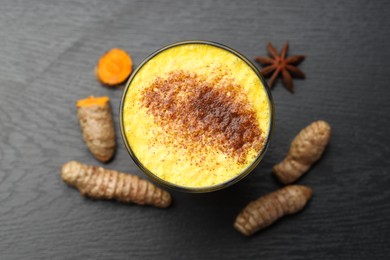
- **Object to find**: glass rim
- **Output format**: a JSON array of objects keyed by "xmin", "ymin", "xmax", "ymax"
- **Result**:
[{"xmin": 119, "ymin": 40, "xmax": 274, "ymax": 193}]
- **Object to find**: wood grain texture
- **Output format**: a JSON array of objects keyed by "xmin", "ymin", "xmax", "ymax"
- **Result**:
[{"xmin": 0, "ymin": 0, "xmax": 390, "ymax": 259}]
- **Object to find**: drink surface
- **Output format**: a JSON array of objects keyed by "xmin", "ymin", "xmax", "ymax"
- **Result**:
[{"xmin": 123, "ymin": 43, "xmax": 271, "ymax": 188}]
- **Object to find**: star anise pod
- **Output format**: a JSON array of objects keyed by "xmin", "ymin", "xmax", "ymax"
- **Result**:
[{"xmin": 255, "ymin": 42, "xmax": 305, "ymax": 93}]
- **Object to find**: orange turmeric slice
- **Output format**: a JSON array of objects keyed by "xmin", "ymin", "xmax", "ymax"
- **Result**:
[
  {"xmin": 76, "ymin": 96, "xmax": 109, "ymax": 108},
  {"xmin": 96, "ymin": 48, "xmax": 132, "ymax": 86}
]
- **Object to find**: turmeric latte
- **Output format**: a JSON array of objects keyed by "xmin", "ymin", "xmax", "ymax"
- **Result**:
[{"xmin": 122, "ymin": 43, "xmax": 272, "ymax": 189}]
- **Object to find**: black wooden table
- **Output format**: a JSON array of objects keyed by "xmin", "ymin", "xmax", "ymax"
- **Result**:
[{"xmin": 1, "ymin": 0, "xmax": 389, "ymax": 259}]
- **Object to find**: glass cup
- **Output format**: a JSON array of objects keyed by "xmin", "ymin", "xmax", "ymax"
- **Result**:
[{"xmin": 120, "ymin": 40, "xmax": 274, "ymax": 193}]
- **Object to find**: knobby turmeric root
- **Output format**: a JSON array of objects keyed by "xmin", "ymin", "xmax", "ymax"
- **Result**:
[
  {"xmin": 234, "ymin": 185, "xmax": 312, "ymax": 236},
  {"xmin": 61, "ymin": 161, "xmax": 172, "ymax": 208},
  {"xmin": 273, "ymin": 120, "xmax": 331, "ymax": 184},
  {"xmin": 95, "ymin": 48, "xmax": 133, "ymax": 86},
  {"xmin": 76, "ymin": 96, "xmax": 116, "ymax": 163}
]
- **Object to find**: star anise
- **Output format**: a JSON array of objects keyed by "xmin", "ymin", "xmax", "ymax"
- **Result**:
[{"xmin": 255, "ymin": 42, "xmax": 305, "ymax": 93}]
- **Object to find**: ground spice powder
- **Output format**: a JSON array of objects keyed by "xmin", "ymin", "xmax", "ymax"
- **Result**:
[{"xmin": 142, "ymin": 70, "xmax": 263, "ymax": 164}]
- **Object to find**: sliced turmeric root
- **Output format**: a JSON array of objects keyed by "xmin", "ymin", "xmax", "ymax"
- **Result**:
[
  {"xmin": 61, "ymin": 161, "xmax": 172, "ymax": 208},
  {"xmin": 76, "ymin": 96, "xmax": 116, "ymax": 162},
  {"xmin": 95, "ymin": 48, "xmax": 133, "ymax": 86}
]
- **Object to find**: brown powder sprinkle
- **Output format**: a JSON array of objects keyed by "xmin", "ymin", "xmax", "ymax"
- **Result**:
[{"xmin": 141, "ymin": 70, "xmax": 264, "ymax": 164}]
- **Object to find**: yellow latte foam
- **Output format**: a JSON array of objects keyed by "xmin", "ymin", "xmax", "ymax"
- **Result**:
[{"xmin": 122, "ymin": 43, "xmax": 271, "ymax": 188}]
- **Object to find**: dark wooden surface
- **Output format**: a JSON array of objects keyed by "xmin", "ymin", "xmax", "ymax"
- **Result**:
[{"xmin": 1, "ymin": 0, "xmax": 390, "ymax": 259}]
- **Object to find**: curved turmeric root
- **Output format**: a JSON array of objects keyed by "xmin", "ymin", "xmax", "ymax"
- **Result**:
[
  {"xmin": 76, "ymin": 96, "xmax": 116, "ymax": 163},
  {"xmin": 96, "ymin": 48, "xmax": 132, "ymax": 86},
  {"xmin": 234, "ymin": 185, "xmax": 312, "ymax": 236},
  {"xmin": 273, "ymin": 120, "xmax": 331, "ymax": 184},
  {"xmin": 61, "ymin": 161, "xmax": 172, "ymax": 208}
]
